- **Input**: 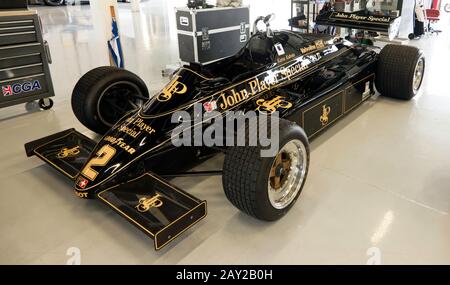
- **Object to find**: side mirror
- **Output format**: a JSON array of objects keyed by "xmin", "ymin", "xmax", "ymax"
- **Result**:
[
  {"xmin": 264, "ymin": 14, "xmax": 275, "ymax": 38},
  {"xmin": 264, "ymin": 13, "xmax": 275, "ymax": 25},
  {"xmin": 252, "ymin": 16, "xmax": 265, "ymax": 35},
  {"xmin": 253, "ymin": 14, "xmax": 276, "ymax": 37}
]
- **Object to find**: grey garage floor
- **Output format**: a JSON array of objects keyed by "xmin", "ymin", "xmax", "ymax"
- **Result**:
[{"xmin": 0, "ymin": 0, "xmax": 449, "ymax": 264}]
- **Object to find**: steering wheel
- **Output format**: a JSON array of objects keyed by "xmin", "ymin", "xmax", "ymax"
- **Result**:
[{"xmin": 252, "ymin": 13, "xmax": 276, "ymax": 38}]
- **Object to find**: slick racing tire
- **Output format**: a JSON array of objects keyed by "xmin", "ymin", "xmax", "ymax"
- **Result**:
[
  {"xmin": 376, "ymin": 44, "xmax": 425, "ymax": 100},
  {"xmin": 44, "ymin": 0, "xmax": 65, "ymax": 6},
  {"xmin": 72, "ymin": 66, "xmax": 149, "ymax": 134},
  {"xmin": 222, "ymin": 118, "xmax": 310, "ymax": 221}
]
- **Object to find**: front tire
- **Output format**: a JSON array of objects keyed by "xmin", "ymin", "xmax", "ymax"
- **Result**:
[
  {"xmin": 376, "ymin": 44, "xmax": 425, "ymax": 100},
  {"xmin": 222, "ymin": 119, "xmax": 310, "ymax": 221},
  {"xmin": 72, "ymin": 66, "xmax": 149, "ymax": 134}
]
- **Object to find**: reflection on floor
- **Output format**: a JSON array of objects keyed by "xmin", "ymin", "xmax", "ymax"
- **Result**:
[{"xmin": 0, "ymin": 1, "xmax": 449, "ymax": 264}]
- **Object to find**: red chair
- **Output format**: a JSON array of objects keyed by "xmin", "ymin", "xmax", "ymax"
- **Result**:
[{"xmin": 425, "ymin": 9, "xmax": 442, "ymax": 35}]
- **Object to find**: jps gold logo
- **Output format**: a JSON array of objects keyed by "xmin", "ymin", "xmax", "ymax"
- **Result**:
[
  {"xmin": 157, "ymin": 75, "xmax": 187, "ymax": 102},
  {"xmin": 57, "ymin": 146, "xmax": 81, "ymax": 159},
  {"xmin": 256, "ymin": 96, "xmax": 293, "ymax": 114},
  {"xmin": 136, "ymin": 194, "xmax": 163, "ymax": 213},
  {"xmin": 320, "ymin": 105, "xmax": 331, "ymax": 126}
]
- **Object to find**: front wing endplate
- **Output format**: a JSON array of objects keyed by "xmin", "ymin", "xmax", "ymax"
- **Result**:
[
  {"xmin": 24, "ymin": 129, "xmax": 97, "ymax": 180},
  {"xmin": 97, "ymin": 173, "xmax": 207, "ymax": 250}
]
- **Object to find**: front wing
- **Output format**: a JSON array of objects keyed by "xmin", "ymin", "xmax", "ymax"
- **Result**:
[{"xmin": 25, "ymin": 129, "xmax": 207, "ymax": 250}]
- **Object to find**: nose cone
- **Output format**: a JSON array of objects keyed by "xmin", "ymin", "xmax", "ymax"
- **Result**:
[{"xmin": 74, "ymin": 112, "xmax": 164, "ymax": 194}]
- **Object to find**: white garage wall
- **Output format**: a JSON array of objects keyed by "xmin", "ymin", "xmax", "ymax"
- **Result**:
[{"xmin": 242, "ymin": 0, "xmax": 291, "ymax": 29}]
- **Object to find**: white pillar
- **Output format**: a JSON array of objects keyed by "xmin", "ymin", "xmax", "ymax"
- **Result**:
[
  {"xmin": 131, "ymin": 0, "xmax": 141, "ymax": 12},
  {"xmin": 90, "ymin": 0, "xmax": 123, "ymax": 67},
  {"xmin": 398, "ymin": 0, "xmax": 415, "ymax": 39}
]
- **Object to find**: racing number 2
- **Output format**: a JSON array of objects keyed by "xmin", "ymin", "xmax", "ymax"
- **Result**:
[{"xmin": 81, "ymin": 145, "xmax": 116, "ymax": 181}]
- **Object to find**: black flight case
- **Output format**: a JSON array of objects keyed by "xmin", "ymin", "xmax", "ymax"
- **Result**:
[{"xmin": 176, "ymin": 6, "xmax": 250, "ymax": 64}]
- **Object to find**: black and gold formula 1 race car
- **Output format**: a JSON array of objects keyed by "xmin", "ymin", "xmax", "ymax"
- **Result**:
[{"xmin": 25, "ymin": 12, "xmax": 425, "ymax": 250}]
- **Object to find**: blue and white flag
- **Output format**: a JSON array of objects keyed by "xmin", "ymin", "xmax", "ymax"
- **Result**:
[{"xmin": 108, "ymin": 14, "xmax": 124, "ymax": 68}]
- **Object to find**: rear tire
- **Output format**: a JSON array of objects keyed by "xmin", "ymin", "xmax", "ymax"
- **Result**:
[
  {"xmin": 72, "ymin": 67, "xmax": 149, "ymax": 134},
  {"xmin": 222, "ymin": 119, "xmax": 310, "ymax": 221},
  {"xmin": 376, "ymin": 44, "xmax": 425, "ymax": 100}
]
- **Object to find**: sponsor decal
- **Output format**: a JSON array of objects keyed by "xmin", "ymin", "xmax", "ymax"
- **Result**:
[
  {"xmin": 157, "ymin": 75, "xmax": 187, "ymax": 102},
  {"xmin": 121, "ymin": 117, "xmax": 156, "ymax": 138},
  {"xmin": 216, "ymin": 54, "xmax": 321, "ymax": 111},
  {"xmin": 256, "ymin": 96, "xmax": 293, "ymax": 114},
  {"xmin": 75, "ymin": 191, "xmax": 88, "ymax": 198},
  {"xmin": 136, "ymin": 194, "xmax": 163, "ymax": 213},
  {"xmin": 76, "ymin": 176, "xmax": 89, "ymax": 189},
  {"xmin": 203, "ymin": 101, "xmax": 217, "ymax": 112},
  {"xmin": 320, "ymin": 104, "xmax": 331, "ymax": 126},
  {"xmin": 331, "ymin": 12, "xmax": 390, "ymax": 23},
  {"xmin": 275, "ymin": 43, "xmax": 285, "ymax": 56},
  {"xmin": 277, "ymin": 53, "xmax": 296, "ymax": 64},
  {"xmin": 218, "ymin": 87, "xmax": 251, "ymax": 110},
  {"xmin": 300, "ymin": 40, "xmax": 325, "ymax": 54},
  {"xmin": 103, "ymin": 136, "xmax": 136, "ymax": 155},
  {"xmin": 1, "ymin": 80, "xmax": 41, "ymax": 97},
  {"xmin": 56, "ymin": 146, "xmax": 81, "ymax": 159},
  {"xmin": 117, "ymin": 125, "xmax": 142, "ymax": 138}
]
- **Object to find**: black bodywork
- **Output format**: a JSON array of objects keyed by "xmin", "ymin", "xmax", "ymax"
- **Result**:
[{"xmin": 25, "ymin": 14, "xmax": 390, "ymax": 250}]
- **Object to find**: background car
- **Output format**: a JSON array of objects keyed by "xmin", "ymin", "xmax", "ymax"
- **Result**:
[
  {"xmin": 28, "ymin": 0, "xmax": 66, "ymax": 6},
  {"xmin": 28, "ymin": 0, "xmax": 130, "ymax": 7}
]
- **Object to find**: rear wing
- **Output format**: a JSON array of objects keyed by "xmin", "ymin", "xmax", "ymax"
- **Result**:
[{"xmin": 315, "ymin": 10, "xmax": 401, "ymax": 40}]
